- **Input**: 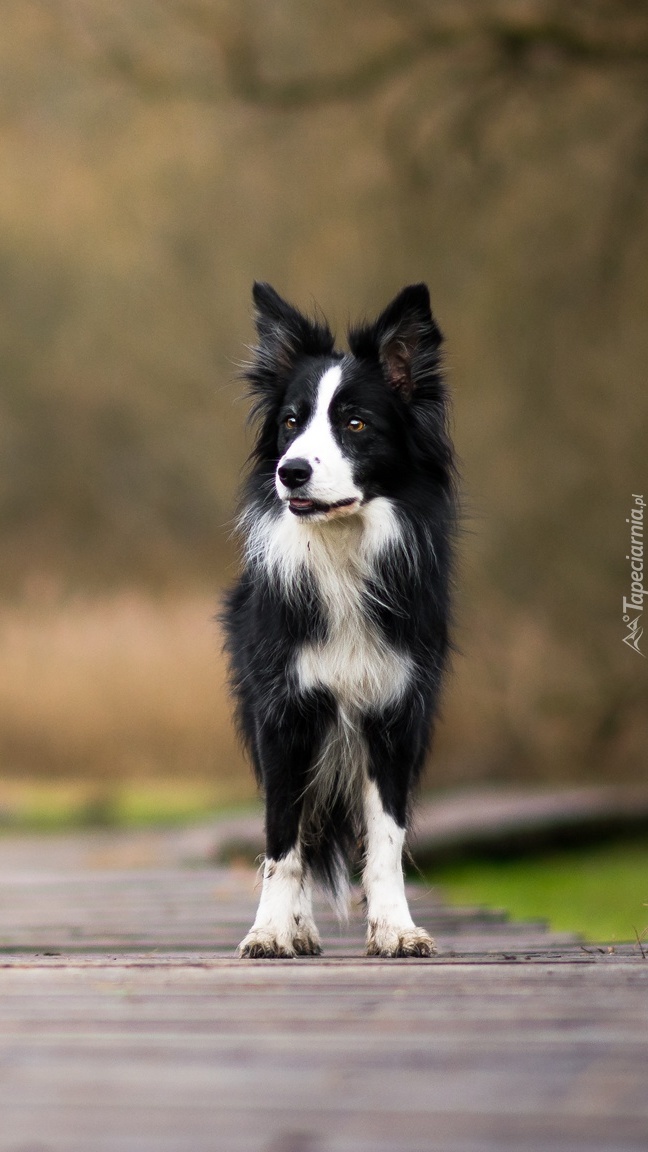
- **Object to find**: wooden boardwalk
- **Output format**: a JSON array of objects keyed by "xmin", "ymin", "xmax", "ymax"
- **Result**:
[{"xmin": 0, "ymin": 827, "xmax": 646, "ymax": 1151}]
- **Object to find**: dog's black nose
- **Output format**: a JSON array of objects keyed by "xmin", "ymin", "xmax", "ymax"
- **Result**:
[{"xmin": 278, "ymin": 458, "xmax": 312, "ymax": 489}]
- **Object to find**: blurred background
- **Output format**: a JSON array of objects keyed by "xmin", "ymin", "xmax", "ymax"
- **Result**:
[{"xmin": 0, "ymin": 0, "xmax": 647, "ymax": 828}]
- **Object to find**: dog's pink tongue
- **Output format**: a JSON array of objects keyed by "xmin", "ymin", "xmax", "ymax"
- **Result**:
[{"xmin": 289, "ymin": 498, "xmax": 314, "ymax": 509}]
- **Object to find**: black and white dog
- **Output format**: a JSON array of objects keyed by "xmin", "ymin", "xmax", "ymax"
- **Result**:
[{"xmin": 223, "ymin": 282, "xmax": 456, "ymax": 957}]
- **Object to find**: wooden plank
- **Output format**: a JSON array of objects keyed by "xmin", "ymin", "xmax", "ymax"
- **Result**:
[
  {"xmin": 0, "ymin": 961, "xmax": 645, "ymax": 1150},
  {"xmin": 0, "ymin": 865, "xmax": 578, "ymax": 954},
  {"xmin": 0, "ymin": 832, "xmax": 645, "ymax": 1151},
  {"xmin": 205, "ymin": 786, "xmax": 648, "ymax": 866}
]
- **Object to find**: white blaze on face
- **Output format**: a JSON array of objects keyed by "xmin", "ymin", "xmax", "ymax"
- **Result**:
[{"xmin": 275, "ymin": 365, "xmax": 363, "ymax": 509}]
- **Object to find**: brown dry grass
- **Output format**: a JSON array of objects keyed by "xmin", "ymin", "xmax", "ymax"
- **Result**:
[
  {"xmin": 0, "ymin": 588, "xmax": 645, "ymax": 802},
  {"xmin": 0, "ymin": 590, "xmax": 249, "ymax": 791}
]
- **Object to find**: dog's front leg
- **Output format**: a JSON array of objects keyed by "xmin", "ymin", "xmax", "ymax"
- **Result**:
[
  {"xmin": 238, "ymin": 708, "xmax": 323, "ymax": 959},
  {"xmin": 362, "ymin": 777, "xmax": 436, "ymax": 957},
  {"xmin": 238, "ymin": 849, "xmax": 320, "ymax": 959},
  {"xmin": 362, "ymin": 706, "xmax": 437, "ymax": 957}
]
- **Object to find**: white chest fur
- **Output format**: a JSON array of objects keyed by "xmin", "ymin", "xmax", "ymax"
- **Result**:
[
  {"xmin": 295, "ymin": 567, "xmax": 413, "ymax": 711},
  {"xmin": 246, "ymin": 497, "xmax": 414, "ymax": 712}
]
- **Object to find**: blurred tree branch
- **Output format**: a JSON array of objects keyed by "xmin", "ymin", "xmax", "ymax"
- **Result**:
[
  {"xmin": 85, "ymin": 2, "xmax": 648, "ymax": 113},
  {"xmin": 166, "ymin": 0, "xmax": 648, "ymax": 111}
]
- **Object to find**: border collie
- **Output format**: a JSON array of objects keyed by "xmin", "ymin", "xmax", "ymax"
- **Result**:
[{"xmin": 222, "ymin": 282, "xmax": 456, "ymax": 957}]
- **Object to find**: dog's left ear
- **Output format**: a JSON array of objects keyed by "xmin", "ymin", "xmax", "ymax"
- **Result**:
[
  {"xmin": 348, "ymin": 284, "xmax": 442, "ymax": 401},
  {"xmin": 252, "ymin": 282, "xmax": 335, "ymax": 378}
]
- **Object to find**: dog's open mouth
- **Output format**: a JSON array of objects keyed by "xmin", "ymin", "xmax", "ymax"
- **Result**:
[{"xmin": 288, "ymin": 497, "xmax": 358, "ymax": 517}]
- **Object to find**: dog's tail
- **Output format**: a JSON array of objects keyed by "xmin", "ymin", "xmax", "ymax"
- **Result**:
[
  {"xmin": 301, "ymin": 795, "xmax": 359, "ymax": 919},
  {"xmin": 299, "ymin": 712, "xmax": 366, "ymax": 916}
]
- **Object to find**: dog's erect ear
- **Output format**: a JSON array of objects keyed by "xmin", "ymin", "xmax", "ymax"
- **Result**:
[
  {"xmin": 348, "ymin": 284, "xmax": 442, "ymax": 401},
  {"xmin": 252, "ymin": 282, "xmax": 335, "ymax": 377}
]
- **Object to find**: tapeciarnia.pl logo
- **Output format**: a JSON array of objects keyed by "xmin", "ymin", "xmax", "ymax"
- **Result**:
[{"xmin": 622, "ymin": 494, "xmax": 646, "ymax": 657}]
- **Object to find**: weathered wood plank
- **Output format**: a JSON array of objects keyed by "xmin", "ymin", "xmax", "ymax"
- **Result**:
[
  {"xmin": 0, "ymin": 962, "xmax": 646, "ymax": 1150},
  {"xmin": 0, "ymin": 831, "xmax": 645, "ymax": 1151},
  {"xmin": 0, "ymin": 865, "xmax": 578, "ymax": 955},
  {"xmin": 207, "ymin": 786, "xmax": 648, "ymax": 866}
]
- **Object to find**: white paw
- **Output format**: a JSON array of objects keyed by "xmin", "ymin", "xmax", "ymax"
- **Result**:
[
  {"xmin": 238, "ymin": 922, "xmax": 322, "ymax": 959},
  {"xmin": 366, "ymin": 922, "xmax": 436, "ymax": 958}
]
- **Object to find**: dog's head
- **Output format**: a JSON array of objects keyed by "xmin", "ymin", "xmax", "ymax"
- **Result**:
[{"xmin": 245, "ymin": 281, "xmax": 447, "ymax": 521}]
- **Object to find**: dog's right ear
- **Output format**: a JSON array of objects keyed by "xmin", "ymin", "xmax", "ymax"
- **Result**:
[{"xmin": 251, "ymin": 282, "xmax": 335, "ymax": 379}]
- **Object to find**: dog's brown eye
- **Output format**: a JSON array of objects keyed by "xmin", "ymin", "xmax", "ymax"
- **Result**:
[
  {"xmin": 284, "ymin": 416, "xmax": 297, "ymax": 430},
  {"xmin": 347, "ymin": 418, "xmax": 365, "ymax": 432}
]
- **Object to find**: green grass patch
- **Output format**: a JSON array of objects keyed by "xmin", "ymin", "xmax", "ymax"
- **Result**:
[
  {"xmin": 0, "ymin": 779, "xmax": 256, "ymax": 832},
  {"xmin": 425, "ymin": 840, "xmax": 648, "ymax": 944}
]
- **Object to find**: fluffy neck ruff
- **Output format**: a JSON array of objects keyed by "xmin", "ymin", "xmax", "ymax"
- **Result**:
[{"xmin": 242, "ymin": 496, "xmax": 404, "ymax": 606}]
